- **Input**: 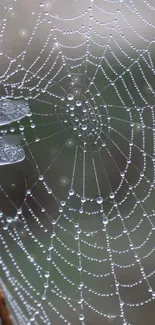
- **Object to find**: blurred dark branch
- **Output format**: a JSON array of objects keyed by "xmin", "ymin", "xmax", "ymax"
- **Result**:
[{"xmin": 0, "ymin": 288, "xmax": 14, "ymax": 325}]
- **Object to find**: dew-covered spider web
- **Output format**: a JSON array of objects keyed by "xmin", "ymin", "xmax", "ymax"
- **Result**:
[{"xmin": 0, "ymin": 1, "xmax": 155, "ymax": 324}]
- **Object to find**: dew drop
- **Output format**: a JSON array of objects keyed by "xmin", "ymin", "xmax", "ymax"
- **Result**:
[
  {"xmin": 79, "ymin": 281, "xmax": 84, "ymax": 287},
  {"xmin": 79, "ymin": 314, "xmax": 84, "ymax": 321},
  {"xmin": 96, "ymin": 197, "xmax": 103, "ymax": 204},
  {"xmin": 69, "ymin": 189, "xmax": 74, "ymax": 196},
  {"xmin": 102, "ymin": 217, "xmax": 109, "ymax": 225},
  {"xmin": 74, "ymin": 223, "xmax": 79, "ymax": 228},
  {"xmin": 10, "ymin": 127, "xmax": 15, "ymax": 133},
  {"xmin": 82, "ymin": 124, "xmax": 87, "ymax": 131},
  {"xmin": 44, "ymin": 283, "xmax": 49, "ymax": 288},
  {"xmin": 109, "ymin": 192, "xmax": 115, "ymax": 199},
  {"xmin": 60, "ymin": 201, "xmax": 66, "ymax": 206},
  {"xmin": 44, "ymin": 271, "xmax": 50, "ymax": 278},
  {"xmin": 3, "ymin": 225, "xmax": 8, "ymax": 230},
  {"xmin": 42, "ymin": 295, "xmax": 46, "ymax": 301},
  {"xmin": 19, "ymin": 125, "xmax": 24, "ymax": 131},
  {"xmin": 70, "ymin": 105, "xmax": 75, "ymax": 112},
  {"xmin": 7, "ymin": 216, "xmax": 13, "ymax": 223},
  {"xmin": 67, "ymin": 94, "xmax": 74, "ymax": 101},
  {"xmin": 76, "ymin": 100, "xmax": 82, "ymax": 107}
]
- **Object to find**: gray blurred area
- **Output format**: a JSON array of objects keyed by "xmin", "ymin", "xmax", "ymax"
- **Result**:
[{"xmin": 0, "ymin": 1, "xmax": 155, "ymax": 325}]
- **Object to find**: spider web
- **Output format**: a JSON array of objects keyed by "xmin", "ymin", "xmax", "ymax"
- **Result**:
[{"xmin": 0, "ymin": 0, "xmax": 155, "ymax": 324}]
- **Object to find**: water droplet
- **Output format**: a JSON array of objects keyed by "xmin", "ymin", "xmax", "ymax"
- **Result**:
[
  {"xmin": 3, "ymin": 225, "xmax": 8, "ymax": 230},
  {"xmin": 76, "ymin": 101, "xmax": 82, "ymax": 107},
  {"xmin": 67, "ymin": 94, "xmax": 74, "ymax": 101},
  {"xmin": 103, "ymin": 217, "xmax": 109, "ymax": 225},
  {"xmin": 109, "ymin": 192, "xmax": 115, "ymax": 199},
  {"xmin": 7, "ymin": 216, "xmax": 12, "ymax": 223},
  {"xmin": 96, "ymin": 197, "xmax": 103, "ymax": 204},
  {"xmin": 79, "ymin": 281, "xmax": 84, "ymax": 287},
  {"xmin": 69, "ymin": 189, "xmax": 74, "ymax": 196},
  {"xmin": 82, "ymin": 124, "xmax": 87, "ymax": 131},
  {"xmin": 44, "ymin": 283, "xmax": 49, "ymax": 288},
  {"xmin": 10, "ymin": 127, "xmax": 15, "ymax": 133},
  {"xmin": 60, "ymin": 201, "xmax": 66, "ymax": 206},
  {"xmin": 74, "ymin": 223, "xmax": 79, "ymax": 228},
  {"xmin": 79, "ymin": 314, "xmax": 84, "ymax": 321},
  {"xmin": 19, "ymin": 125, "xmax": 24, "ymax": 131},
  {"xmin": 44, "ymin": 271, "xmax": 50, "ymax": 278},
  {"xmin": 41, "ymin": 295, "xmax": 46, "ymax": 301}
]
